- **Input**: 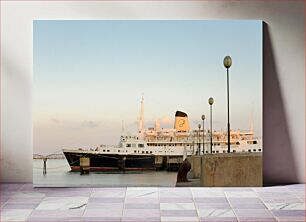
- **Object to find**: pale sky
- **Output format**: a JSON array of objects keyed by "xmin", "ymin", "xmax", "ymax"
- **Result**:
[{"xmin": 34, "ymin": 20, "xmax": 262, "ymax": 155}]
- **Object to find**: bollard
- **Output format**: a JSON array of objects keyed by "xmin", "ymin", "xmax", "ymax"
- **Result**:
[
  {"xmin": 43, "ymin": 157, "xmax": 47, "ymax": 175},
  {"xmin": 176, "ymin": 158, "xmax": 191, "ymax": 183}
]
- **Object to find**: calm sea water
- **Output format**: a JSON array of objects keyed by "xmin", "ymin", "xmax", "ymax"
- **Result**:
[{"xmin": 33, "ymin": 159, "xmax": 177, "ymax": 187}]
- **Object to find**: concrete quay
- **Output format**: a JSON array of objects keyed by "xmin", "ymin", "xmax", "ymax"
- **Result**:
[{"xmin": 179, "ymin": 153, "xmax": 262, "ymax": 187}]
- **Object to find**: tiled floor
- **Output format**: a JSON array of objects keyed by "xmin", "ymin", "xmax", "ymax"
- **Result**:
[{"xmin": 0, "ymin": 184, "xmax": 305, "ymax": 222}]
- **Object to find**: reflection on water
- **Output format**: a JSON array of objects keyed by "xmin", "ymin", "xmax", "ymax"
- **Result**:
[{"xmin": 33, "ymin": 159, "xmax": 177, "ymax": 187}]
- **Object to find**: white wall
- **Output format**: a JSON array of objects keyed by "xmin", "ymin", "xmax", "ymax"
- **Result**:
[{"xmin": 1, "ymin": 1, "xmax": 304, "ymax": 184}]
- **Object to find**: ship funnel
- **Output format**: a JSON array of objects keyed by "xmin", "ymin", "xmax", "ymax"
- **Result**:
[{"xmin": 174, "ymin": 111, "xmax": 190, "ymax": 132}]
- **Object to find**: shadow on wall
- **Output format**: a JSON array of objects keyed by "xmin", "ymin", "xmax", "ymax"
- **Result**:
[{"xmin": 263, "ymin": 22, "xmax": 298, "ymax": 185}]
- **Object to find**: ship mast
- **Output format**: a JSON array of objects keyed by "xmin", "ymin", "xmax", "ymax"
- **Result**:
[
  {"xmin": 138, "ymin": 95, "xmax": 144, "ymax": 138},
  {"xmin": 121, "ymin": 120, "xmax": 125, "ymax": 134}
]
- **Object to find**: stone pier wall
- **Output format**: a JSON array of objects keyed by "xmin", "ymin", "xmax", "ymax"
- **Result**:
[
  {"xmin": 200, "ymin": 153, "xmax": 263, "ymax": 187},
  {"xmin": 188, "ymin": 156, "xmax": 202, "ymax": 179}
]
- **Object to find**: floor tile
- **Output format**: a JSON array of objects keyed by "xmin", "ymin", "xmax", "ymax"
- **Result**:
[
  {"xmin": 196, "ymin": 202, "xmax": 231, "ymax": 209},
  {"xmin": 276, "ymin": 217, "xmax": 306, "ymax": 222},
  {"xmin": 161, "ymin": 210, "xmax": 198, "ymax": 217},
  {"xmin": 160, "ymin": 203, "xmax": 196, "ymax": 210},
  {"xmin": 159, "ymin": 187, "xmax": 191, "ymax": 192},
  {"xmin": 1, "ymin": 191, "xmax": 16, "ymax": 198},
  {"xmin": 5, "ymin": 192, "xmax": 44, "ymax": 205},
  {"xmin": 27, "ymin": 217, "xmax": 83, "ymax": 221},
  {"xmin": 159, "ymin": 189, "xmax": 192, "ymax": 198},
  {"xmin": 89, "ymin": 197, "xmax": 125, "ymax": 203},
  {"xmin": 190, "ymin": 188, "xmax": 211, "ymax": 192},
  {"xmin": 225, "ymin": 191, "xmax": 258, "ymax": 198},
  {"xmin": 238, "ymin": 218, "xmax": 277, "ymax": 222},
  {"xmin": 6, "ymin": 197, "xmax": 44, "ymax": 204},
  {"xmin": 253, "ymin": 186, "xmax": 290, "ymax": 193},
  {"xmin": 162, "ymin": 216, "xmax": 199, "ymax": 222},
  {"xmin": 228, "ymin": 197, "xmax": 263, "ymax": 204},
  {"xmin": 291, "ymin": 192, "xmax": 305, "ymax": 201},
  {"xmin": 159, "ymin": 191, "xmax": 192, "ymax": 198},
  {"xmin": 234, "ymin": 209, "xmax": 274, "ymax": 218},
  {"xmin": 123, "ymin": 217, "xmax": 161, "ymax": 221},
  {"xmin": 19, "ymin": 184, "xmax": 36, "ymax": 191},
  {"xmin": 257, "ymin": 192, "xmax": 301, "ymax": 203},
  {"xmin": 29, "ymin": 209, "xmax": 85, "ymax": 217},
  {"xmin": 1, "ymin": 184, "xmax": 24, "ymax": 191},
  {"xmin": 83, "ymin": 217, "xmax": 121, "ymax": 222},
  {"xmin": 36, "ymin": 196, "xmax": 88, "ymax": 210},
  {"xmin": 1, "ymin": 183, "xmax": 305, "ymax": 222},
  {"xmin": 44, "ymin": 191, "xmax": 91, "ymax": 197},
  {"xmin": 191, "ymin": 188, "xmax": 225, "ymax": 197},
  {"xmin": 0, "ymin": 196, "xmax": 10, "ymax": 205},
  {"xmin": 34, "ymin": 187, "xmax": 92, "ymax": 192},
  {"xmin": 160, "ymin": 197, "xmax": 194, "ymax": 203},
  {"xmin": 86, "ymin": 202, "xmax": 123, "ymax": 209},
  {"xmin": 2, "ymin": 203, "xmax": 39, "ymax": 209},
  {"xmin": 125, "ymin": 203, "xmax": 160, "ymax": 209},
  {"xmin": 125, "ymin": 197, "xmax": 159, "ymax": 203},
  {"xmin": 230, "ymin": 202, "xmax": 267, "ymax": 209},
  {"xmin": 0, "ymin": 209, "xmax": 32, "ymax": 221},
  {"xmin": 92, "ymin": 187, "xmax": 126, "ymax": 192},
  {"xmin": 223, "ymin": 188, "xmax": 252, "ymax": 191},
  {"xmin": 91, "ymin": 188, "xmax": 126, "ymax": 198},
  {"xmin": 285, "ymin": 184, "xmax": 305, "ymax": 190},
  {"xmin": 122, "ymin": 209, "xmax": 160, "ymax": 218},
  {"xmin": 261, "ymin": 197, "xmax": 302, "ymax": 204},
  {"xmin": 200, "ymin": 217, "xmax": 238, "ymax": 222},
  {"xmin": 194, "ymin": 197, "xmax": 228, "ymax": 203},
  {"xmin": 10, "ymin": 191, "xmax": 46, "ymax": 199},
  {"xmin": 198, "ymin": 209, "xmax": 235, "ymax": 217},
  {"xmin": 265, "ymin": 202, "xmax": 305, "ymax": 210},
  {"xmin": 126, "ymin": 187, "xmax": 158, "ymax": 198},
  {"xmin": 271, "ymin": 209, "xmax": 305, "ymax": 217},
  {"xmin": 83, "ymin": 209, "xmax": 123, "ymax": 217}
]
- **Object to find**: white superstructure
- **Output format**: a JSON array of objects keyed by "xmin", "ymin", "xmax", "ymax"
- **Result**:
[{"xmin": 64, "ymin": 96, "xmax": 262, "ymax": 156}]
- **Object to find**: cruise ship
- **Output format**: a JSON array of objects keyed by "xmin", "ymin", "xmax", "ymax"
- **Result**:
[{"xmin": 62, "ymin": 97, "xmax": 262, "ymax": 171}]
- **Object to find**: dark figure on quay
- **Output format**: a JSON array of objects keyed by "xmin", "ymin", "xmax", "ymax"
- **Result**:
[{"xmin": 176, "ymin": 158, "xmax": 191, "ymax": 183}]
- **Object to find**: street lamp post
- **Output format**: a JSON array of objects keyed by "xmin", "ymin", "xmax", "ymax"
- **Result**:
[
  {"xmin": 208, "ymin": 97, "xmax": 214, "ymax": 153},
  {"xmin": 198, "ymin": 124, "xmax": 201, "ymax": 155},
  {"xmin": 201, "ymin": 114, "xmax": 205, "ymax": 155},
  {"xmin": 224, "ymin": 56, "xmax": 232, "ymax": 153}
]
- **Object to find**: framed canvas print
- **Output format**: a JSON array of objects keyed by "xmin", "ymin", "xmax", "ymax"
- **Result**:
[{"xmin": 33, "ymin": 20, "xmax": 262, "ymax": 187}]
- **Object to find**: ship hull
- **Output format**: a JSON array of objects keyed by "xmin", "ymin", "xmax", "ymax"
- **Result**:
[{"xmin": 63, "ymin": 152, "xmax": 157, "ymax": 171}]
